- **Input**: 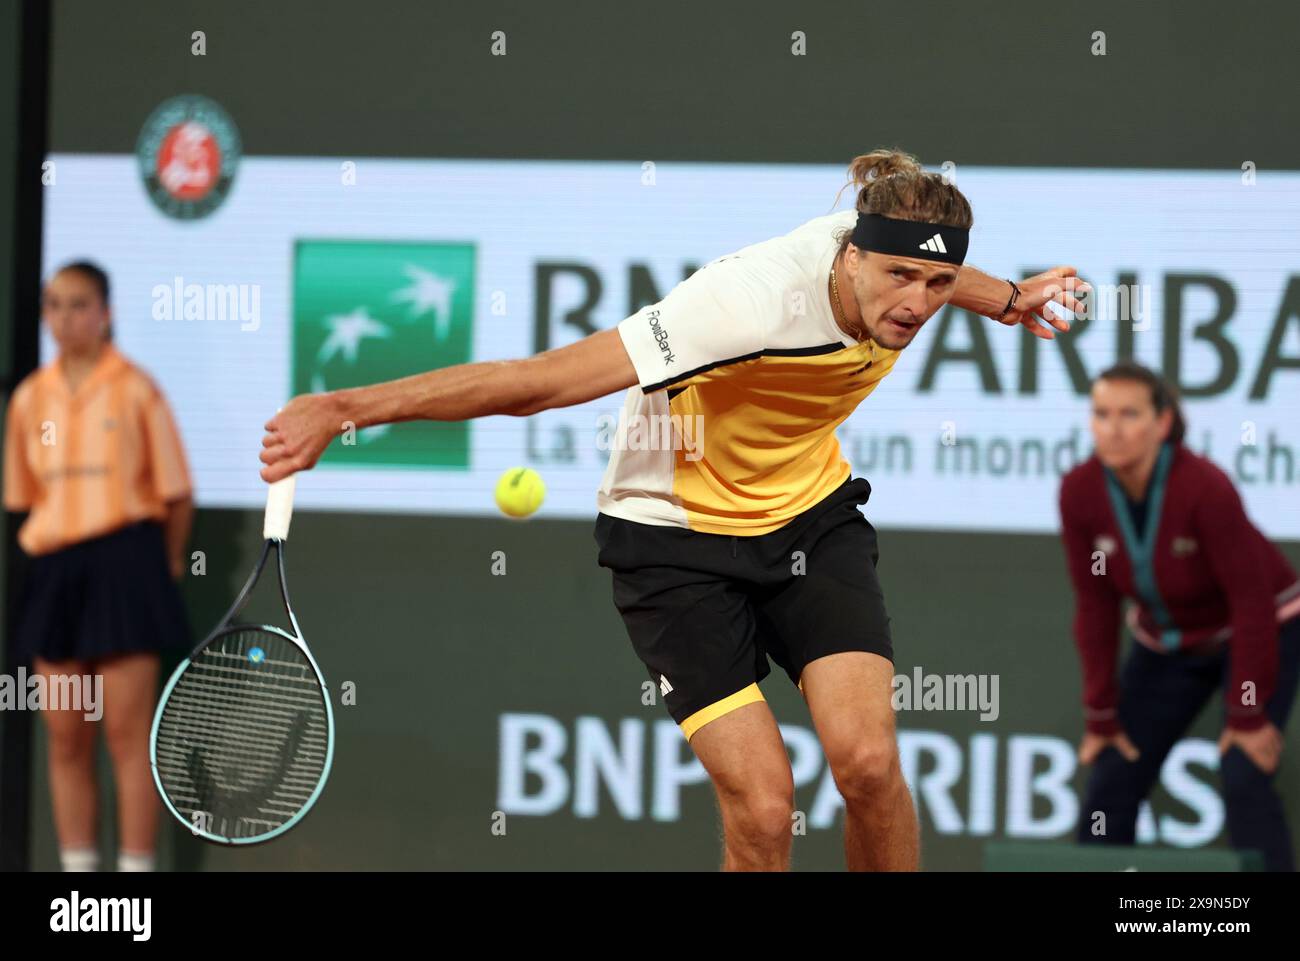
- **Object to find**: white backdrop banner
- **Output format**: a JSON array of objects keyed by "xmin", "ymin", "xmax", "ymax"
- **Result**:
[{"xmin": 40, "ymin": 157, "xmax": 1300, "ymax": 535}]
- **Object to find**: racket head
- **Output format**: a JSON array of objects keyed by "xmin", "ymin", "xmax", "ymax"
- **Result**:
[{"xmin": 150, "ymin": 623, "xmax": 335, "ymax": 845}]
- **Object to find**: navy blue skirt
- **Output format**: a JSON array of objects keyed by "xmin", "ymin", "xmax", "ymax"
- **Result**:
[{"xmin": 13, "ymin": 521, "xmax": 191, "ymax": 663}]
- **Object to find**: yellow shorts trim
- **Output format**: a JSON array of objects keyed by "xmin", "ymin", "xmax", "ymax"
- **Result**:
[{"xmin": 679, "ymin": 682, "xmax": 765, "ymax": 741}]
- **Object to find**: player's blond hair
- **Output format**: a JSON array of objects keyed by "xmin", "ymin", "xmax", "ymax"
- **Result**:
[{"xmin": 832, "ymin": 148, "xmax": 974, "ymax": 256}]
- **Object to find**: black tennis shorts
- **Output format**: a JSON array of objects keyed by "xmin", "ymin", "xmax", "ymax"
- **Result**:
[{"xmin": 594, "ymin": 476, "xmax": 892, "ymax": 740}]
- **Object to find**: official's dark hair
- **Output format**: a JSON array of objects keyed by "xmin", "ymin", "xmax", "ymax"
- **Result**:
[
  {"xmin": 1095, "ymin": 361, "xmax": 1186, "ymax": 445},
  {"xmin": 56, "ymin": 260, "xmax": 109, "ymax": 304},
  {"xmin": 52, "ymin": 259, "xmax": 112, "ymax": 341}
]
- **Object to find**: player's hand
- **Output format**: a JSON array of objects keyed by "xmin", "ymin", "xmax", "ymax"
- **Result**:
[
  {"xmin": 1078, "ymin": 729, "xmax": 1140, "ymax": 766},
  {"xmin": 260, "ymin": 393, "xmax": 345, "ymax": 482},
  {"xmin": 994, "ymin": 266, "xmax": 1091, "ymax": 341},
  {"xmin": 1218, "ymin": 722, "xmax": 1283, "ymax": 774}
]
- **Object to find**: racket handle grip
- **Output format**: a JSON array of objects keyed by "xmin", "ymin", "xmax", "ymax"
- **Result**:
[{"xmin": 264, "ymin": 476, "xmax": 297, "ymax": 541}]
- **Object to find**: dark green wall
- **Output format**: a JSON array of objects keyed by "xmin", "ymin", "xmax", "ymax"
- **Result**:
[
  {"xmin": 0, "ymin": 0, "xmax": 17, "ymax": 379},
  {"xmin": 0, "ymin": 0, "xmax": 32, "ymax": 873},
  {"xmin": 7, "ymin": 0, "xmax": 1300, "ymax": 870},
  {"xmin": 45, "ymin": 0, "xmax": 1300, "ymax": 170}
]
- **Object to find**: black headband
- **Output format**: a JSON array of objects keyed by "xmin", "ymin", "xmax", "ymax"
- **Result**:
[{"xmin": 849, "ymin": 212, "xmax": 969, "ymax": 266}]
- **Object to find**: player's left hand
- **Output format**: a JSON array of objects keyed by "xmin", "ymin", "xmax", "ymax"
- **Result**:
[
  {"xmin": 1218, "ymin": 721, "xmax": 1283, "ymax": 774},
  {"xmin": 993, "ymin": 266, "xmax": 1091, "ymax": 341}
]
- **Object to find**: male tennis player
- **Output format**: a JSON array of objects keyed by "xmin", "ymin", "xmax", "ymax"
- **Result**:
[{"xmin": 260, "ymin": 149, "xmax": 1090, "ymax": 870}]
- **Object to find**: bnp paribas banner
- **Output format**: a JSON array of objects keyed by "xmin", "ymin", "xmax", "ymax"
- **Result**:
[{"xmin": 40, "ymin": 156, "xmax": 1300, "ymax": 535}]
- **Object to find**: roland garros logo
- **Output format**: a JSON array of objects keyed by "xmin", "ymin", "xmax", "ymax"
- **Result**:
[{"xmin": 136, "ymin": 94, "xmax": 241, "ymax": 220}]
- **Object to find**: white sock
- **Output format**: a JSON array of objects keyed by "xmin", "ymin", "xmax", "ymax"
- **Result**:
[
  {"xmin": 60, "ymin": 846, "xmax": 99, "ymax": 872},
  {"xmin": 117, "ymin": 850, "xmax": 156, "ymax": 872}
]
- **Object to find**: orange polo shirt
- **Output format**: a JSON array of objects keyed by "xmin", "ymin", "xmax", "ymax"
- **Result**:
[{"xmin": 3, "ymin": 344, "xmax": 192, "ymax": 556}]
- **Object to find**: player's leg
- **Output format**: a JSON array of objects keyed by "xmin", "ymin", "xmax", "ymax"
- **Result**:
[
  {"xmin": 97, "ymin": 652, "xmax": 162, "ymax": 865},
  {"xmin": 1221, "ymin": 615, "xmax": 1300, "ymax": 871},
  {"xmin": 32, "ymin": 656, "xmax": 99, "ymax": 865},
  {"xmin": 801, "ymin": 651, "xmax": 917, "ymax": 871},
  {"xmin": 594, "ymin": 512, "xmax": 790, "ymax": 869},
  {"xmin": 687, "ymin": 698, "xmax": 796, "ymax": 871},
  {"xmin": 1076, "ymin": 642, "xmax": 1219, "ymax": 845},
  {"xmin": 751, "ymin": 477, "xmax": 911, "ymax": 869}
]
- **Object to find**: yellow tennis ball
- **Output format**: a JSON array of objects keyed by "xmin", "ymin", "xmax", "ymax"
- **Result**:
[{"xmin": 495, "ymin": 467, "xmax": 546, "ymax": 518}]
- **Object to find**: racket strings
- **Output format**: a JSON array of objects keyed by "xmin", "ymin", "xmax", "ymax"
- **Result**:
[{"xmin": 155, "ymin": 628, "xmax": 330, "ymax": 840}]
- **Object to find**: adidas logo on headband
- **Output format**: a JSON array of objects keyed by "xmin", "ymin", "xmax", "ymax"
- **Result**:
[{"xmin": 850, "ymin": 212, "xmax": 969, "ymax": 265}]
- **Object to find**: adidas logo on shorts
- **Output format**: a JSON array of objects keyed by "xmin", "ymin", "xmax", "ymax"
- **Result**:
[{"xmin": 659, "ymin": 674, "xmax": 674, "ymax": 697}]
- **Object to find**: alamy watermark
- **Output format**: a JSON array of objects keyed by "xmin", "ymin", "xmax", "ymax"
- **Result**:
[
  {"xmin": 0, "ymin": 669, "xmax": 102, "ymax": 721},
  {"xmin": 892, "ymin": 667, "xmax": 999, "ymax": 721},
  {"xmin": 151, "ymin": 276, "xmax": 261, "ymax": 331},
  {"xmin": 596, "ymin": 411, "xmax": 705, "ymax": 461}
]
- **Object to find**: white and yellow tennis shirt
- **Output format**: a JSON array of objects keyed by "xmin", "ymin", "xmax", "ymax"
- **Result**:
[{"xmin": 596, "ymin": 210, "xmax": 900, "ymax": 535}]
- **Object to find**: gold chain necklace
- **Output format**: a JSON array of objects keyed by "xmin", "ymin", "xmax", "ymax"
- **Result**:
[{"xmin": 830, "ymin": 260, "xmax": 866, "ymax": 344}]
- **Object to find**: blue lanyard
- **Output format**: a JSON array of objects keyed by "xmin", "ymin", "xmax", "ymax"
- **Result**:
[{"xmin": 1104, "ymin": 443, "xmax": 1181, "ymax": 650}]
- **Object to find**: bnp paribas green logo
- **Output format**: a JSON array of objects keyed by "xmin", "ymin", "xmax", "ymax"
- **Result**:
[{"xmin": 293, "ymin": 241, "xmax": 474, "ymax": 468}]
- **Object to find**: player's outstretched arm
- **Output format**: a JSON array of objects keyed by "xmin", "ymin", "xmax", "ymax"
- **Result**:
[
  {"xmin": 953, "ymin": 264, "xmax": 1091, "ymax": 340},
  {"xmin": 260, "ymin": 328, "xmax": 639, "ymax": 481}
]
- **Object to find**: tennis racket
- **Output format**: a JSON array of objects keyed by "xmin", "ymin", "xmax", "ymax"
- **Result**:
[{"xmin": 150, "ymin": 476, "xmax": 335, "ymax": 845}]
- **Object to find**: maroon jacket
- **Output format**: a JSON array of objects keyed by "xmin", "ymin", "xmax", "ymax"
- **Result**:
[{"xmin": 1059, "ymin": 444, "xmax": 1300, "ymax": 734}]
